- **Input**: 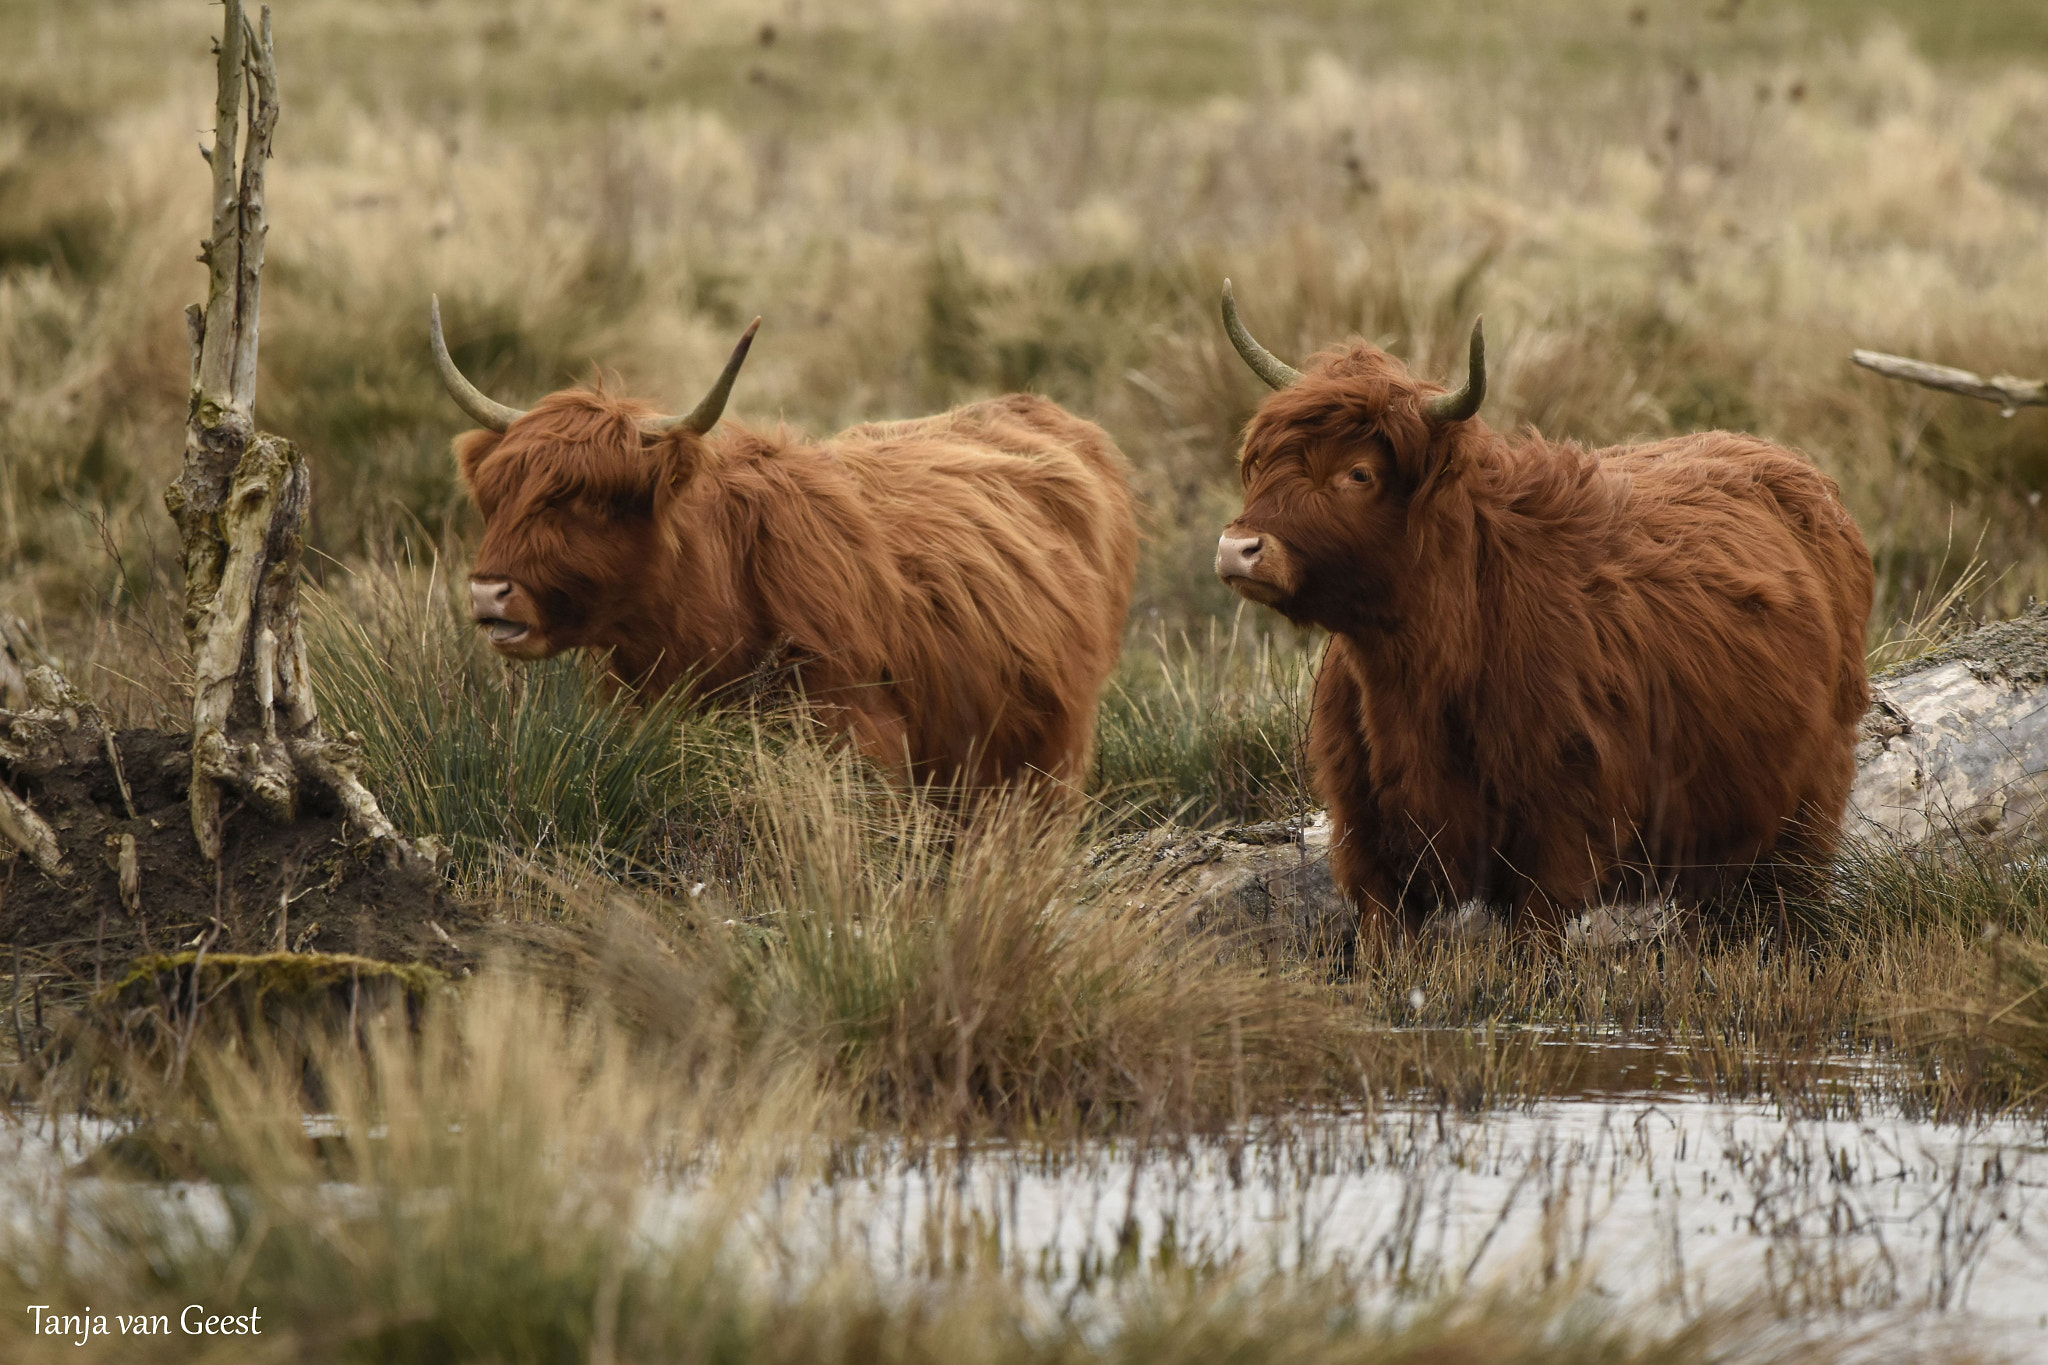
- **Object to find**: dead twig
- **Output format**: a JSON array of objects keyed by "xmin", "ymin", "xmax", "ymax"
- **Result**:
[
  {"xmin": 104, "ymin": 729, "xmax": 137, "ymax": 820},
  {"xmin": 0, "ymin": 783, "xmax": 67, "ymax": 881},
  {"xmin": 9, "ymin": 941, "xmax": 26, "ymax": 1064}
]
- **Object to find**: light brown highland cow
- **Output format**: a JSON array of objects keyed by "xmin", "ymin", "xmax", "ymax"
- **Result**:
[
  {"xmin": 432, "ymin": 301, "xmax": 1137, "ymax": 790},
  {"xmin": 1213, "ymin": 284, "xmax": 1873, "ymax": 940}
]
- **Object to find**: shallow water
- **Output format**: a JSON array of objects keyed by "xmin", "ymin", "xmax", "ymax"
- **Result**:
[
  {"xmin": 783, "ymin": 1099, "xmax": 2045, "ymax": 1323},
  {"xmin": 721, "ymin": 1058, "xmax": 2048, "ymax": 1354},
  {"xmin": 8, "ymin": 1047, "xmax": 2046, "ymax": 1357}
]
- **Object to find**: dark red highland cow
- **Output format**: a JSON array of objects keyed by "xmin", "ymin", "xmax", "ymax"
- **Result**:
[
  {"xmin": 1212, "ymin": 283, "xmax": 1873, "ymax": 939},
  {"xmin": 430, "ymin": 299, "xmax": 1137, "ymax": 789}
]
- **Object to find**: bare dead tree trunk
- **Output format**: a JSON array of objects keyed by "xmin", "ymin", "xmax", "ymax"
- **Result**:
[{"xmin": 165, "ymin": 0, "xmax": 412, "ymax": 866}]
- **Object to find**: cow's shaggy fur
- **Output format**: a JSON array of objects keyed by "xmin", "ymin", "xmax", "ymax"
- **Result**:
[
  {"xmin": 1220, "ymin": 342, "xmax": 1873, "ymax": 938},
  {"xmin": 458, "ymin": 390, "xmax": 1137, "ymax": 788}
]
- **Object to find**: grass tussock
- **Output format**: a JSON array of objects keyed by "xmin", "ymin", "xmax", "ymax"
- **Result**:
[
  {"xmin": 1093, "ymin": 616, "xmax": 1315, "ymax": 830},
  {"xmin": 1906, "ymin": 927, "xmax": 2048, "ymax": 1115},
  {"xmin": 305, "ymin": 561, "xmax": 779, "ymax": 884},
  {"xmin": 557, "ymin": 751, "xmax": 1350, "ymax": 1132},
  {"xmin": 1321, "ymin": 828, "xmax": 2048, "ymax": 1117}
]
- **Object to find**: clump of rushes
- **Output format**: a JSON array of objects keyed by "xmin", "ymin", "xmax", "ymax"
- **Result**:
[
  {"xmin": 304, "ymin": 563, "xmax": 776, "ymax": 885},
  {"xmin": 1902, "ymin": 929, "xmax": 2048, "ymax": 1115}
]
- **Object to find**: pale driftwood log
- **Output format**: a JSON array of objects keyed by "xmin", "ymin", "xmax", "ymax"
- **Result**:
[
  {"xmin": 1151, "ymin": 606, "xmax": 2048, "ymax": 946},
  {"xmin": 0, "ymin": 786, "xmax": 66, "ymax": 881},
  {"xmin": 1851, "ymin": 603, "xmax": 2048, "ymax": 843},
  {"xmin": 165, "ymin": 0, "xmax": 413, "ymax": 866},
  {"xmin": 1851, "ymin": 349, "xmax": 2048, "ymax": 416}
]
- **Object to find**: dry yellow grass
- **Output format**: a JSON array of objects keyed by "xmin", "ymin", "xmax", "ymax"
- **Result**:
[{"xmin": 3, "ymin": 0, "xmax": 2046, "ymax": 658}]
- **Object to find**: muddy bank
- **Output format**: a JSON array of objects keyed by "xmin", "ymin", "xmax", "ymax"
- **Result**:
[{"xmin": 1, "ymin": 727, "xmax": 469, "ymax": 984}]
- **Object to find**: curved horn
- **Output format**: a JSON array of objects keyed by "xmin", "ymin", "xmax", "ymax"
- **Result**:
[
  {"xmin": 1424, "ymin": 317, "xmax": 1486, "ymax": 423},
  {"xmin": 430, "ymin": 295, "xmax": 527, "ymax": 433},
  {"xmin": 1220, "ymin": 280, "xmax": 1303, "ymax": 391},
  {"xmin": 642, "ymin": 318, "xmax": 762, "ymax": 437}
]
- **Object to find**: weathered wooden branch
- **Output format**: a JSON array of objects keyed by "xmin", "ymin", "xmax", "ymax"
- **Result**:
[
  {"xmin": 1851, "ymin": 349, "xmax": 2048, "ymax": 417},
  {"xmin": 0, "ymin": 616, "xmax": 38, "ymax": 710},
  {"xmin": 0, "ymin": 785, "xmax": 66, "ymax": 881},
  {"xmin": 161, "ymin": 0, "xmax": 416, "ymax": 868},
  {"xmin": 0, "ymin": 664, "xmax": 104, "ymax": 880}
]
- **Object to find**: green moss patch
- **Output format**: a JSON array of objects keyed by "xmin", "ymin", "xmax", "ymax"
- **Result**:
[{"xmin": 103, "ymin": 950, "xmax": 444, "ymax": 1013}]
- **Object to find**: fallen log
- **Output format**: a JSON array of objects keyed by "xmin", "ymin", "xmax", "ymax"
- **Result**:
[
  {"xmin": 1141, "ymin": 605, "xmax": 2048, "ymax": 946},
  {"xmin": 1852, "ymin": 602, "xmax": 2048, "ymax": 844}
]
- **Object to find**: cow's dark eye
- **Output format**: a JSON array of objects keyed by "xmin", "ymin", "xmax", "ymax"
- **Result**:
[{"xmin": 1347, "ymin": 467, "xmax": 1373, "ymax": 486}]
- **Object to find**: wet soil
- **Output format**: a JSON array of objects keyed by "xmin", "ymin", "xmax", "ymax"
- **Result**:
[{"xmin": 1, "ymin": 727, "xmax": 473, "ymax": 987}]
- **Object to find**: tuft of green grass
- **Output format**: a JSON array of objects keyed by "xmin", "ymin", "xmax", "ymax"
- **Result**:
[
  {"xmin": 1093, "ymin": 618, "xmax": 1315, "ymax": 831},
  {"xmin": 304, "ymin": 562, "xmax": 772, "ymax": 884}
]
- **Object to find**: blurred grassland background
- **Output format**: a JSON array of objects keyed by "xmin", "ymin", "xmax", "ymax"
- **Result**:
[
  {"xmin": 10, "ymin": 14, "xmax": 2048, "ymax": 1357},
  {"xmin": 2, "ymin": 0, "xmax": 2047, "ymax": 816}
]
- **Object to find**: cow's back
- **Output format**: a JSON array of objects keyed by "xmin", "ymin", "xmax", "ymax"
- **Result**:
[
  {"xmin": 1576, "ymin": 433, "xmax": 1873, "ymax": 901},
  {"xmin": 1599, "ymin": 434, "xmax": 1872, "ymax": 727},
  {"xmin": 798, "ymin": 395, "xmax": 1138, "ymax": 785}
]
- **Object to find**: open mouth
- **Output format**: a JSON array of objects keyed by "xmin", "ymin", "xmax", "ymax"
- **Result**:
[
  {"xmin": 478, "ymin": 618, "xmax": 532, "ymax": 645},
  {"xmin": 1222, "ymin": 575, "xmax": 1284, "ymax": 606}
]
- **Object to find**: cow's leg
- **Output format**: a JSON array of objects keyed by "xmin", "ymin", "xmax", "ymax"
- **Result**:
[
  {"xmin": 1710, "ymin": 744, "xmax": 1851, "ymax": 934},
  {"xmin": 1310, "ymin": 651, "xmax": 1414, "ymax": 953},
  {"xmin": 814, "ymin": 691, "xmax": 918, "ymax": 782},
  {"xmin": 1758, "ymin": 788, "xmax": 1850, "ymax": 933},
  {"xmin": 1018, "ymin": 699, "xmax": 1093, "ymax": 791}
]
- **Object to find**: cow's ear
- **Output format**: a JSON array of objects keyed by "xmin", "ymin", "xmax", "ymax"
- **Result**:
[
  {"xmin": 1387, "ymin": 416, "xmax": 1468, "ymax": 499},
  {"xmin": 454, "ymin": 430, "xmax": 510, "ymax": 517},
  {"xmin": 649, "ymin": 429, "xmax": 705, "ymax": 518},
  {"xmin": 454, "ymin": 429, "xmax": 501, "ymax": 490}
]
